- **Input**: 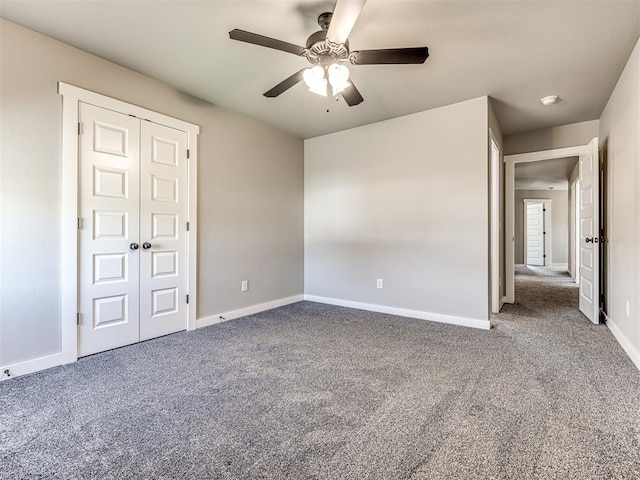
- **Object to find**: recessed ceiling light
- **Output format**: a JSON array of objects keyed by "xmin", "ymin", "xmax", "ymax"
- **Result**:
[{"xmin": 541, "ymin": 95, "xmax": 559, "ymax": 106}]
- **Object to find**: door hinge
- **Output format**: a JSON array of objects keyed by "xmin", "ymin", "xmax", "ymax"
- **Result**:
[
  {"xmin": 78, "ymin": 122, "xmax": 82, "ymax": 135},
  {"xmin": 187, "ymin": 149, "xmax": 190, "ymax": 159},
  {"xmin": 543, "ymin": 254, "xmax": 546, "ymax": 258},
  {"xmin": 76, "ymin": 313, "xmax": 81, "ymax": 326},
  {"xmin": 186, "ymin": 294, "xmax": 190, "ymax": 304},
  {"xmin": 77, "ymin": 217, "xmax": 81, "ymax": 230},
  {"xmin": 186, "ymin": 221, "xmax": 190, "ymax": 231}
]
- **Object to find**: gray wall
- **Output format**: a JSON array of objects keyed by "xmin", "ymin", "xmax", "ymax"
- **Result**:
[
  {"xmin": 515, "ymin": 190, "xmax": 569, "ymax": 266},
  {"xmin": 504, "ymin": 120, "xmax": 599, "ymax": 155},
  {"xmin": 599, "ymin": 36, "xmax": 640, "ymax": 366},
  {"xmin": 0, "ymin": 19, "xmax": 304, "ymax": 367},
  {"xmin": 304, "ymin": 97, "xmax": 489, "ymax": 322}
]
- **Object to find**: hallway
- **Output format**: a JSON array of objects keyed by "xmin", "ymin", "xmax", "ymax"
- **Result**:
[{"xmin": 508, "ymin": 266, "xmax": 581, "ymax": 321}]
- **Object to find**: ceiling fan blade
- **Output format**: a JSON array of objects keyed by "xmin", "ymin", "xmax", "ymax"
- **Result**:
[
  {"xmin": 341, "ymin": 81, "xmax": 364, "ymax": 106},
  {"xmin": 350, "ymin": 47, "xmax": 429, "ymax": 65},
  {"xmin": 326, "ymin": 0, "xmax": 367, "ymax": 45},
  {"xmin": 263, "ymin": 69, "xmax": 307, "ymax": 98},
  {"xmin": 229, "ymin": 29, "xmax": 306, "ymax": 56}
]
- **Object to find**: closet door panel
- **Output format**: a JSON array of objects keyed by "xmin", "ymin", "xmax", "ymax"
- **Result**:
[
  {"xmin": 139, "ymin": 121, "xmax": 188, "ymax": 340},
  {"xmin": 78, "ymin": 103, "xmax": 141, "ymax": 357}
]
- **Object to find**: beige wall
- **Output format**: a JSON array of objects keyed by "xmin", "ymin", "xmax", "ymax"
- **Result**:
[
  {"xmin": 599, "ymin": 36, "xmax": 640, "ymax": 368},
  {"xmin": 305, "ymin": 97, "xmax": 489, "ymax": 323},
  {"xmin": 504, "ymin": 120, "xmax": 599, "ymax": 155},
  {"xmin": 515, "ymin": 190, "xmax": 569, "ymax": 266},
  {"xmin": 0, "ymin": 20, "xmax": 304, "ymax": 367}
]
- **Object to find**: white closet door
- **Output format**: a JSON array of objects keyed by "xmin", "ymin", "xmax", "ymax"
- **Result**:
[
  {"xmin": 139, "ymin": 121, "xmax": 188, "ymax": 340},
  {"xmin": 78, "ymin": 103, "xmax": 141, "ymax": 356}
]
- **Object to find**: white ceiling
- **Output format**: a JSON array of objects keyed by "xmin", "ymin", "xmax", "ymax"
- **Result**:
[
  {"xmin": 1, "ymin": 0, "xmax": 639, "ymax": 139},
  {"xmin": 515, "ymin": 156, "xmax": 578, "ymax": 191}
]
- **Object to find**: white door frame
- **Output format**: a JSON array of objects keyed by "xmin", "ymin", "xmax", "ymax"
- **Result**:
[
  {"xmin": 504, "ymin": 141, "xmax": 596, "ymax": 303},
  {"xmin": 573, "ymin": 180, "xmax": 581, "ymax": 283},
  {"xmin": 58, "ymin": 82, "xmax": 199, "ymax": 364},
  {"xmin": 523, "ymin": 199, "xmax": 552, "ymax": 267},
  {"xmin": 489, "ymin": 129, "xmax": 502, "ymax": 313}
]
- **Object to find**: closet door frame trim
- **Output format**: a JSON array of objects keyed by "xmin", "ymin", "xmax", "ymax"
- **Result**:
[{"xmin": 59, "ymin": 82, "xmax": 200, "ymax": 364}]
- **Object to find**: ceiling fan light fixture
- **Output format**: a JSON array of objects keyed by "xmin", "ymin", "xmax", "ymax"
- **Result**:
[
  {"xmin": 303, "ymin": 66, "xmax": 327, "ymax": 96},
  {"xmin": 328, "ymin": 63, "xmax": 351, "ymax": 96}
]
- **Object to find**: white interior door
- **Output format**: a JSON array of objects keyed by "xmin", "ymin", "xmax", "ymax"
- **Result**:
[
  {"xmin": 79, "ymin": 104, "xmax": 189, "ymax": 356},
  {"xmin": 79, "ymin": 103, "xmax": 141, "ymax": 356},
  {"xmin": 526, "ymin": 202, "xmax": 545, "ymax": 266},
  {"xmin": 579, "ymin": 139, "xmax": 599, "ymax": 324},
  {"xmin": 139, "ymin": 121, "xmax": 188, "ymax": 341}
]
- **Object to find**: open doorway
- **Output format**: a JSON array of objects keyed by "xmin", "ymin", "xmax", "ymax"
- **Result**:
[
  {"xmin": 504, "ymin": 139, "xmax": 602, "ymax": 324},
  {"xmin": 599, "ymin": 140, "xmax": 609, "ymax": 322},
  {"xmin": 514, "ymin": 158, "xmax": 575, "ymax": 271}
]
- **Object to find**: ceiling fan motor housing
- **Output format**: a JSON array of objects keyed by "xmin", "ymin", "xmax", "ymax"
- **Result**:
[{"xmin": 305, "ymin": 29, "xmax": 350, "ymax": 66}]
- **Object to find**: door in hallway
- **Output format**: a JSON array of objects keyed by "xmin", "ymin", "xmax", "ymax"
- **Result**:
[{"xmin": 526, "ymin": 202, "xmax": 545, "ymax": 266}]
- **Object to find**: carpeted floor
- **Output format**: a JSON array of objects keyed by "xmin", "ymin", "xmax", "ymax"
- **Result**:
[{"xmin": 1, "ymin": 266, "xmax": 639, "ymax": 479}]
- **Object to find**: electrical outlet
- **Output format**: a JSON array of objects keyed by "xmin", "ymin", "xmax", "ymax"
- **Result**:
[
  {"xmin": 377, "ymin": 278, "xmax": 383, "ymax": 289},
  {"xmin": 625, "ymin": 300, "xmax": 630, "ymax": 318},
  {"xmin": 241, "ymin": 280, "xmax": 248, "ymax": 292}
]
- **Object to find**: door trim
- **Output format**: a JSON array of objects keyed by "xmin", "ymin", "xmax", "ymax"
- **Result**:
[
  {"xmin": 504, "ymin": 140, "xmax": 596, "ymax": 304},
  {"xmin": 489, "ymin": 129, "xmax": 501, "ymax": 314},
  {"xmin": 523, "ymin": 199, "xmax": 552, "ymax": 267},
  {"xmin": 58, "ymin": 82, "xmax": 199, "ymax": 364}
]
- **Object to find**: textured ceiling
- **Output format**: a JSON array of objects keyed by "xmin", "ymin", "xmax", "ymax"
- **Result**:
[{"xmin": 1, "ymin": 0, "xmax": 639, "ymax": 139}]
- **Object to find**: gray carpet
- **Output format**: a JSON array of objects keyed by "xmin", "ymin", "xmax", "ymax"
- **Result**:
[{"xmin": 1, "ymin": 267, "xmax": 639, "ymax": 479}]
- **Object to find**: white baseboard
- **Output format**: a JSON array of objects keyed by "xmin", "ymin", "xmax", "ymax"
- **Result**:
[
  {"xmin": 304, "ymin": 295, "xmax": 490, "ymax": 330},
  {"xmin": 196, "ymin": 294, "xmax": 304, "ymax": 329},
  {"xmin": 607, "ymin": 318, "xmax": 640, "ymax": 372},
  {"xmin": 552, "ymin": 263, "xmax": 569, "ymax": 269},
  {"xmin": 0, "ymin": 352, "xmax": 64, "ymax": 382},
  {"xmin": 515, "ymin": 263, "xmax": 525, "ymax": 267},
  {"xmin": 499, "ymin": 296, "xmax": 508, "ymax": 310}
]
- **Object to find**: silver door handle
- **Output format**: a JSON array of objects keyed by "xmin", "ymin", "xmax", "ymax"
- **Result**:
[
  {"xmin": 129, "ymin": 242, "xmax": 139, "ymax": 251},
  {"xmin": 142, "ymin": 242, "xmax": 152, "ymax": 250}
]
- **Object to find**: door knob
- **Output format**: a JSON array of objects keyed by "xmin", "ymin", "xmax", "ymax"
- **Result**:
[
  {"xmin": 142, "ymin": 242, "xmax": 152, "ymax": 250},
  {"xmin": 129, "ymin": 242, "xmax": 139, "ymax": 251},
  {"xmin": 585, "ymin": 237, "xmax": 599, "ymax": 243}
]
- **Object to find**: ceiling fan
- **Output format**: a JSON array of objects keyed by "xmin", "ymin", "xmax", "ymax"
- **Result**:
[{"xmin": 229, "ymin": 0, "xmax": 429, "ymax": 106}]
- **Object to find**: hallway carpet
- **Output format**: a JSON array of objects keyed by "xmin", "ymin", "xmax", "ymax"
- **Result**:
[{"xmin": 1, "ymin": 267, "xmax": 639, "ymax": 479}]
